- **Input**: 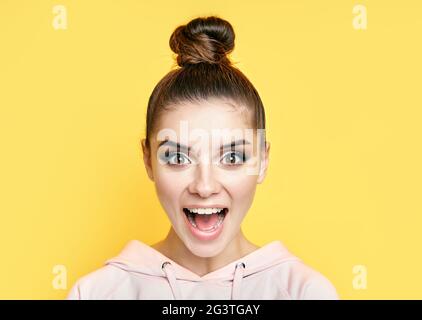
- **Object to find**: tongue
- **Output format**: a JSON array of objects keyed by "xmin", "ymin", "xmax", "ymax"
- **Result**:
[{"xmin": 193, "ymin": 213, "xmax": 220, "ymax": 231}]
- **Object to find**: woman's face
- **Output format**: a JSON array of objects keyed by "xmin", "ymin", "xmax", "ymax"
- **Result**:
[{"xmin": 141, "ymin": 99, "xmax": 270, "ymax": 257}]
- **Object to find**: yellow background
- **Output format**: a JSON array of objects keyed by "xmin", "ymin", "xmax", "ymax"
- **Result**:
[{"xmin": 1, "ymin": 0, "xmax": 421, "ymax": 299}]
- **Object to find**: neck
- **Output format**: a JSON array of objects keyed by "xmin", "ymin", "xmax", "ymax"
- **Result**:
[{"xmin": 152, "ymin": 228, "xmax": 259, "ymax": 277}]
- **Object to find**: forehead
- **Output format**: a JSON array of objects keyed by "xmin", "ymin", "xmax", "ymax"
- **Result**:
[{"xmin": 157, "ymin": 99, "xmax": 252, "ymax": 133}]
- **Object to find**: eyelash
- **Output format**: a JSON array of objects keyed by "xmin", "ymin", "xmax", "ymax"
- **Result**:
[{"xmin": 160, "ymin": 151, "xmax": 249, "ymax": 167}]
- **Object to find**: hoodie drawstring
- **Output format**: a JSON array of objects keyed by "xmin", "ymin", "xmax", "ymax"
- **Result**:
[
  {"xmin": 162, "ymin": 261, "xmax": 183, "ymax": 300},
  {"xmin": 231, "ymin": 262, "xmax": 245, "ymax": 300},
  {"xmin": 162, "ymin": 260, "xmax": 246, "ymax": 300}
]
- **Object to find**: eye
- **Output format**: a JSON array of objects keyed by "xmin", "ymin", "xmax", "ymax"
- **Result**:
[
  {"xmin": 165, "ymin": 152, "xmax": 191, "ymax": 166},
  {"xmin": 220, "ymin": 151, "xmax": 247, "ymax": 166}
]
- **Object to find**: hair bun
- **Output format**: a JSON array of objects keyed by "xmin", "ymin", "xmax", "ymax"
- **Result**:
[{"xmin": 169, "ymin": 16, "xmax": 235, "ymax": 67}]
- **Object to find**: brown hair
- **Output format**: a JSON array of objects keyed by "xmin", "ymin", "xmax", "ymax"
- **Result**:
[{"xmin": 144, "ymin": 16, "xmax": 266, "ymax": 149}]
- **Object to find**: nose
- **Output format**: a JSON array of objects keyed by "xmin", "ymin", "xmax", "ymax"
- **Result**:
[{"xmin": 188, "ymin": 162, "xmax": 221, "ymax": 198}]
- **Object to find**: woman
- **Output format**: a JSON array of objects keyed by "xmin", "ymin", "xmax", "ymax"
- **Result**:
[{"xmin": 67, "ymin": 15, "xmax": 339, "ymax": 300}]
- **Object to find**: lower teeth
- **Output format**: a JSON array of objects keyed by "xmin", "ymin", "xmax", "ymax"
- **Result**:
[{"xmin": 186, "ymin": 211, "xmax": 225, "ymax": 232}]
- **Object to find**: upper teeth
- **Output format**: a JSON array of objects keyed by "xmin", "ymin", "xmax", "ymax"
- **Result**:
[{"xmin": 186, "ymin": 208, "xmax": 224, "ymax": 215}]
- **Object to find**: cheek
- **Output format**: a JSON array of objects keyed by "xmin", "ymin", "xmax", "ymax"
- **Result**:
[
  {"xmin": 221, "ymin": 173, "xmax": 258, "ymax": 215},
  {"xmin": 153, "ymin": 169, "xmax": 188, "ymax": 209}
]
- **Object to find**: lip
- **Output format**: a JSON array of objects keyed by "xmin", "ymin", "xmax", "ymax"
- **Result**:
[
  {"xmin": 183, "ymin": 205, "xmax": 228, "ymax": 209},
  {"xmin": 181, "ymin": 206, "xmax": 228, "ymax": 241}
]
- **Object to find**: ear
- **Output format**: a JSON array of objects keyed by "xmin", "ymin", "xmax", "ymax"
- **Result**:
[
  {"xmin": 141, "ymin": 138, "xmax": 154, "ymax": 181},
  {"xmin": 257, "ymin": 141, "xmax": 270, "ymax": 184}
]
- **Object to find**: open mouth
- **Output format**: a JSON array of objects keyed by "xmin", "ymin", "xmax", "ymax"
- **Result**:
[{"xmin": 183, "ymin": 207, "xmax": 228, "ymax": 233}]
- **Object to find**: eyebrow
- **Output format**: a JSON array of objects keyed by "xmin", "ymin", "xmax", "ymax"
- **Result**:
[{"xmin": 158, "ymin": 139, "xmax": 251, "ymax": 153}]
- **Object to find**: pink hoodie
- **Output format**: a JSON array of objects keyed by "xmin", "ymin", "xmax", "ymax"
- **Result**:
[{"xmin": 66, "ymin": 239, "xmax": 339, "ymax": 300}]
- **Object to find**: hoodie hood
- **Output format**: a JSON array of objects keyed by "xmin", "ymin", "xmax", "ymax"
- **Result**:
[{"xmin": 104, "ymin": 239, "xmax": 301, "ymax": 299}]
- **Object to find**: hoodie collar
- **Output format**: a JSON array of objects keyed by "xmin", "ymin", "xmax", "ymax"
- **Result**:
[{"xmin": 105, "ymin": 239, "xmax": 300, "ymax": 282}]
